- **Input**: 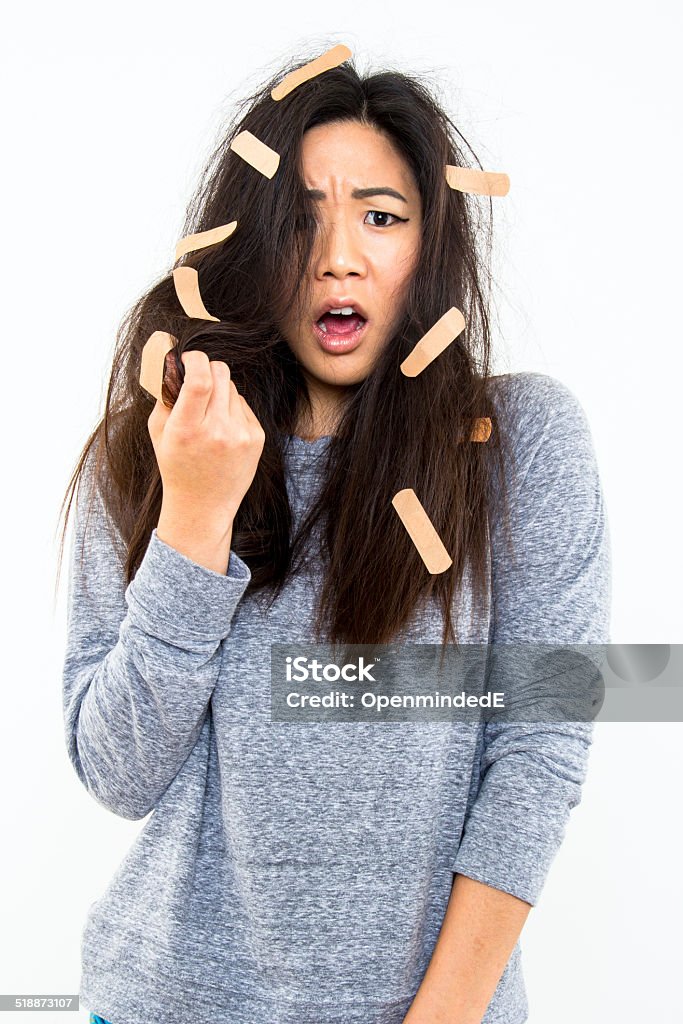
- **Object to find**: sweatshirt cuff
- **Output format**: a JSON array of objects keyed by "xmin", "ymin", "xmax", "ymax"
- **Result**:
[
  {"xmin": 449, "ymin": 806, "xmax": 565, "ymax": 906},
  {"xmin": 124, "ymin": 527, "xmax": 251, "ymax": 649}
]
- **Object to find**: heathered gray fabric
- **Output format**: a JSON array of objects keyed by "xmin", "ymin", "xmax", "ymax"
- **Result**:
[{"xmin": 62, "ymin": 371, "xmax": 611, "ymax": 1024}]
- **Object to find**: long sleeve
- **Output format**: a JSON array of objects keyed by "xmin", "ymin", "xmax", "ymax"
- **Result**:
[
  {"xmin": 450, "ymin": 372, "xmax": 612, "ymax": 905},
  {"xmin": 62, "ymin": 450, "xmax": 252, "ymax": 820}
]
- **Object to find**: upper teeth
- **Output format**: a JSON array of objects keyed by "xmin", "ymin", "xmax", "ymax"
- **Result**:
[{"xmin": 317, "ymin": 306, "xmax": 364, "ymax": 333}]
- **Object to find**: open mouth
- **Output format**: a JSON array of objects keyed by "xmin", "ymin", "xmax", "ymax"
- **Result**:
[{"xmin": 312, "ymin": 311, "xmax": 369, "ymax": 353}]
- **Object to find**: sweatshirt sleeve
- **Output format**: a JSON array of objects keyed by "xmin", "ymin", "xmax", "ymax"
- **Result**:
[
  {"xmin": 450, "ymin": 372, "xmax": 612, "ymax": 905},
  {"xmin": 61, "ymin": 450, "xmax": 252, "ymax": 820}
]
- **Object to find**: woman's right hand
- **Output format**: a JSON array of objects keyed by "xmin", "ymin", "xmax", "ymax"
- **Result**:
[{"xmin": 147, "ymin": 349, "xmax": 266, "ymax": 530}]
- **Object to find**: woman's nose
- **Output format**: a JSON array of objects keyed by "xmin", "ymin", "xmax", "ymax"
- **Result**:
[{"xmin": 314, "ymin": 216, "xmax": 366, "ymax": 278}]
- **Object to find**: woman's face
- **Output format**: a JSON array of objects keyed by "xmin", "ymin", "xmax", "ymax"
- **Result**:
[{"xmin": 280, "ymin": 120, "xmax": 423, "ymax": 414}]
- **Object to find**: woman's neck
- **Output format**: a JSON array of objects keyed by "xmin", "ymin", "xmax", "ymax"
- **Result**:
[{"xmin": 295, "ymin": 379, "xmax": 350, "ymax": 441}]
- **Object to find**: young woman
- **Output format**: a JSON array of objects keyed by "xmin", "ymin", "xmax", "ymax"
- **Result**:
[{"xmin": 59, "ymin": 51, "xmax": 611, "ymax": 1024}]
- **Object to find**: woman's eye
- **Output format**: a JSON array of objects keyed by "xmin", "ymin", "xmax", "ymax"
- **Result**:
[{"xmin": 365, "ymin": 210, "xmax": 404, "ymax": 228}]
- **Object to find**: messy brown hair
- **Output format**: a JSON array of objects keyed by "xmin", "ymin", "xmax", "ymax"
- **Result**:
[{"xmin": 56, "ymin": 48, "xmax": 516, "ymax": 647}]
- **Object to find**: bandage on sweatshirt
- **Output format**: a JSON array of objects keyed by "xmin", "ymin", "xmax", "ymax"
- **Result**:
[{"xmin": 62, "ymin": 371, "xmax": 611, "ymax": 1024}]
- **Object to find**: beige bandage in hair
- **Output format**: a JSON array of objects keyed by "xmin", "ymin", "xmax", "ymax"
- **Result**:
[
  {"xmin": 271, "ymin": 45, "xmax": 353, "ymax": 101},
  {"xmin": 175, "ymin": 222, "xmax": 238, "ymax": 263},
  {"xmin": 391, "ymin": 488, "xmax": 453, "ymax": 574},
  {"xmin": 172, "ymin": 267, "xmax": 220, "ymax": 322},
  {"xmin": 230, "ymin": 130, "xmax": 280, "ymax": 179},
  {"xmin": 140, "ymin": 331, "xmax": 176, "ymax": 402},
  {"xmin": 470, "ymin": 417, "xmax": 492, "ymax": 442},
  {"xmin": 445, "ymin": 165, "xmax": 510, "ymax": 197},
  {"xmin": 400, "ymin": 307, "xmax": 466, "ymax": 377}
]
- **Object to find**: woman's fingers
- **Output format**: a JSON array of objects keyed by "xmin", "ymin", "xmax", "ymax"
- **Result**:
[
  {"xmin": 204, "ymin": 359, "xmax": 237, "ymax": 423},
  {"xmin": 171, "ymin": 349, "xmax": 214, "ymax": 427}
]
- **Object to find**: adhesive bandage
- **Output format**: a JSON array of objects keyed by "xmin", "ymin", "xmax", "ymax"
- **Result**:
[
  {"xmin": 230, "ymin": 130, "xmax": 280, "ymax": 179},
  {"xmin": 271, "ymin": 45, "xmax": 353, "ymax": 101},
  {"xmin": 444, "ymin": 165, "xmax": 510, "ymax": 197},
  {"xmin": 391, "ymin": 488, "xmax": 453, "ymax": 574},
  {"xmin": 172, "ymin": 266, "xmax": 220, "ymax": 322},
  {"xmin": 470, "ymin": 417, "xmax": 492, "ymax": 442},
  {"xmin": 139, "ymin": 331, "xmax": 176, "ymax": 402},
  {"xmin": 400, "ymin": 307, "xmax": 466, "ymax": 377},
  {"xmin": 175, "ymin": 222, "xmax": 238, "ymax": 263}
]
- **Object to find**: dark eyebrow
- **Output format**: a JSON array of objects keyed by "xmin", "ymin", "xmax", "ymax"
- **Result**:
[{"xmin": 304, "ymin": 186, "xmax": 409, "ymax": 204}]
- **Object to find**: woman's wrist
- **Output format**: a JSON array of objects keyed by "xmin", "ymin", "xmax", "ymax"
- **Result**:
[{"xmin": 156, "ymin": 501, "xmax": 235, "ymax": 574}]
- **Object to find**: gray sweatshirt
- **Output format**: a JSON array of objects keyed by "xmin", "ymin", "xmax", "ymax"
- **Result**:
[{"xmin": 62, "ymin": 371, "xmax": 611, "ymax": 1024}]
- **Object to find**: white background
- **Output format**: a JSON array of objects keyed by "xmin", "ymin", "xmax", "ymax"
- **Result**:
[{"xmin": 1, "ymin": 2, "xmax": 681, "ymax": 1022}]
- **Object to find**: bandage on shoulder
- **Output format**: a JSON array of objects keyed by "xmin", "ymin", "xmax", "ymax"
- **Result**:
[
  {"xmin": 271, "ymin": 45, "xmax": 353, "ymax": 101},
  {"xmin": 139, "ymin": 331, "xmax": 177, "ymax": 402},
  {"xmin": 230, "ymin": 130, "xmax": 280, "ymax": 179},
  {"xmin": 445, "ymin": 165, "xmax": 510, "ymax": 197},
  {"xmin": 172, "ymin": 266, "xmax": 220, "ymax": 321},
  {"xmin": 400, "ymin": 307, "xmax": 466, "ymax": 377},
  {"xmin": 175, "ymin": 221, "xmax": 237, "ymax": 263},
  {"xmin": 391, "ymin": 488, "xmax": 453, "ymax": 575}
]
